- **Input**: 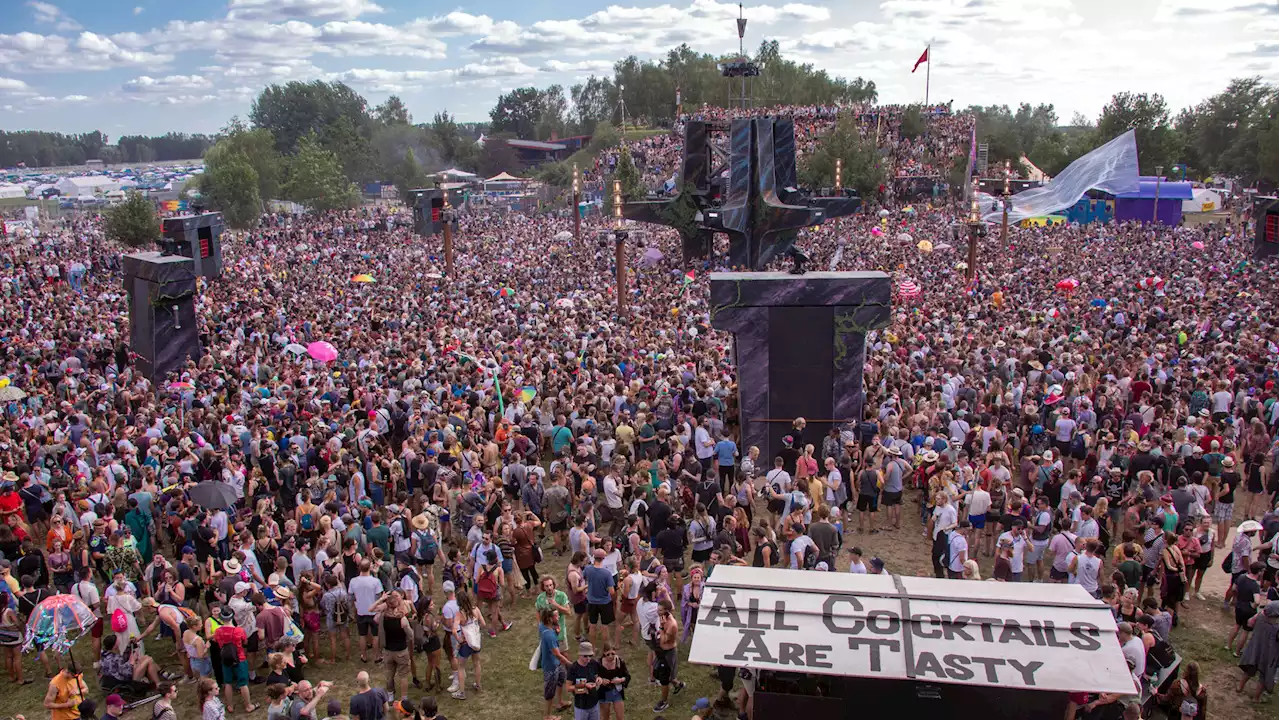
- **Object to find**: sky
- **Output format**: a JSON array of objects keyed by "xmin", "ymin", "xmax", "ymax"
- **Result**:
[{"xmin": 0, "ymin": 0, "xmax": 1276, "ymax": 137}]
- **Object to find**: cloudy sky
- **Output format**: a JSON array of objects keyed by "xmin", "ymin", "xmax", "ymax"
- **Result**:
[{"xmin": 0, "ymin": 0, "xmax": 1275, "ymax": 136}]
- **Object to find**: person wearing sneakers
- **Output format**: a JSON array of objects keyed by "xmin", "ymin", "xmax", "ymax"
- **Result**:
[{"xmin": 651, "ymin": 600, "xmax": 685, "ymax": 713}]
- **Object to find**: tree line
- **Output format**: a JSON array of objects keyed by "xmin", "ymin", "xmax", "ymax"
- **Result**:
[
  {"xmin": 488, "ymin": 41, "xmax": 879, "ymax": 140},
  {"xmin": 0, "ymin": 130, "xmax": 211, "ymax": 168},
  {"xmin": 968, "ymin": 76, "xmax": 1278, "ymax": 186}
]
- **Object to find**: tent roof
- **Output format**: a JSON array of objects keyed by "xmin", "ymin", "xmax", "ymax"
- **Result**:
[
  {"xmin": 507, "ymin": 138, "xmax": 566, "ymax": 151},
  {"xmin": 484, "ymin": 172, "xmax": 524, "ymax": 182},
  {"xmin": 1116, "ymin": 180, "xmax": 1193, "ymax": 200},
  {"xmin": 688, "ymin": 565, "xmax": 1135, "ymax": 695},
  {"xmin": 438, "ymin": 167, "xmax": 477, "ymax": 178}
]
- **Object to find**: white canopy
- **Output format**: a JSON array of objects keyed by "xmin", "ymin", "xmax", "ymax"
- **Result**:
[
  {"xmin": 485, "ymin": 172, "xmax": 523, "ymax": 183},
  {"xmin": 0, "ymin": 184, "xmax": 25, "ymax": 199},
  {"xmin": 1183, "ymin": 187, "xmax": 1222, "ymax": 213},
  {"xmin": 690, "ymin": 566, "xmax": 1135, "ymax": 695},
  {"xmin": 439, "ymin": 167, "xmax": 477, "ymax": 179}
]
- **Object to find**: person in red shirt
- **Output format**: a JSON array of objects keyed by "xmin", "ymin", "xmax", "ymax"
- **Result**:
[
  {"xmin": 0, "ymin": 477, "xmax": 23, "ymax": 526},
  {"xmin": 211, "ymin": 607, "xmax": 256, "ymax": 714}
]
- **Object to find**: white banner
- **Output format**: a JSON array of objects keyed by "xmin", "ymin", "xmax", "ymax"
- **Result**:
[{"xmin": 691, "ymin": 567, "xmax": 1135, "ymax": 695}]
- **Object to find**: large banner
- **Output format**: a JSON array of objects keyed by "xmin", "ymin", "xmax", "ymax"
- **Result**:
[{"xmin": 690, "ymin": 567, "xmax": 1135, "ymax": 695}]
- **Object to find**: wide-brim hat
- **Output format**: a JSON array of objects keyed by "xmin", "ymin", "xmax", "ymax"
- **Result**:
[
  {"xmin": 921, "ymin": 451, "xmax": 939, "ymax": 463},
  {"xmin": 886, "ymin": 446, "xmax": 902, "ymax": 456},
  {"xmin": 411, "ymin": 514, "xmax": 430, "ymax": 530},
  {"xmin": 223, "ymin": 558, "xmax": 241, "ymax": 573},
  {"xmin": 1237, "ymin": 520, "xmax": 1263, "ymax": 534}
]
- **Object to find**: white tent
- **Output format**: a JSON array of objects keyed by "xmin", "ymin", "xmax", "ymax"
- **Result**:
[
  {"xmin": 55, "ymin": 176, "xmax": 120, "ymax": 197},
  {"xmin": 438, "ymin": 167, "xmax": 477, "ymax": 179},
  {"xmin": 1183, "ymin": 187, "xmax": 1223, "ymax": 213},
  {"xmin": 690, "ymin": 565, "xmax": 1136, "ymax": 695},
  {"xmin": 0, "ymin": 184, "xmax": 25, "ymax": 199}
]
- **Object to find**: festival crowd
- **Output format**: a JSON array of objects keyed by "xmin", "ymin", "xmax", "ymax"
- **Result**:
[{"xmin": 0, "ymin": 102, "xmax": 1273, "ymax": 720}]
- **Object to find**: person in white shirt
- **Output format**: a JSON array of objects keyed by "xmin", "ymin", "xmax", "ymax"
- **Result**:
[
  {"xmin": 848, "ymin": 547, "xmax": 867, "ymax": 574},
  {"xmin": 964, "ymin": 483, "xmax": 992, "ymax": 556},
  {"xmin": 947, "ymin": 521, "xmax": 971, "ymax": 578},
  {"xmin": 997, "ymin": 524, "xmax": 1029, "ymax": 581},
  {"xmin": 347, "ymin": 560, "xmax": 386, "ymax": 663},
  {"xmin": 787, "ymin": 525, "xmax": 817, "ymax": 570},
  {"xmin": 928, "ymin": 492, "xmax": 958, "ymax": 578},
  {"xmin": 1117, "ymin": 622, "xmax": 1145, "ymax": 692}
]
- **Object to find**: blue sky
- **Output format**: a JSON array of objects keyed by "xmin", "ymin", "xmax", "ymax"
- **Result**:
[{"xmin": 0, "ymin": 0, "xmax": 1275, "ymax": 137}]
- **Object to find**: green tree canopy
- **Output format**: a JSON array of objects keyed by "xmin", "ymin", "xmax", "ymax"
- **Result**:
[
  {"xmin": 102, "ymin": 191, "xmax": 161, "ymax": 248},
  {"xmin": 391, "ymin": 148, "xmax": 431, "ymax": 202},
  {"xmin": 1095, "ymin": 92, "xmax": 1180, "ymax": 175},
  {"xmin": 799, "ymin": 117, "xmax": 886, "ymax": 198},
  {"xmin": 374, "ymin": 95, "xmax": 412, "ymax": 126},
  {"xmin": 489, "ymin": 87, "xmax": 550, "ymax": 139},
  {"xmin": 200, "ymin": 153, "xmax": 261, "ymax": 229},
  {"xmin": 283, "ymin": 134, "xmax": 360, "ymax": 211}
]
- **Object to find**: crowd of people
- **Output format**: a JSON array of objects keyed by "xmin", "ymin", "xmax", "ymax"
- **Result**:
[{"xmin": 0, "ymin": 100, "xmax": 1274, "ymax": 720}]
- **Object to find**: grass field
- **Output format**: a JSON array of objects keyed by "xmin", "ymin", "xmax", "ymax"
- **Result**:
[{"xmin": 0, "ymin": 493, "xmax": 1273, "ymax": 719}]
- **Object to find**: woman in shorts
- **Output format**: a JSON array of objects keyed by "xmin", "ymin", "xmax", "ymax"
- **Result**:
[{"xmin": 413, "ymin": 594, "xmax": 443, "ymax": 691}]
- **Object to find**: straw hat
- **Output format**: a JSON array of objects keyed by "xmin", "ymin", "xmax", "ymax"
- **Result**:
[{"xmin": 411, "ymin": 514, "xmax": 430, "ymax": 531}]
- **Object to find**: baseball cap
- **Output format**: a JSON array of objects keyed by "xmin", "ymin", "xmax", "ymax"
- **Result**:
[
  {"xmin": 234, "ymin": 581, "xmax": 253, "ymax": 595},
  {"xmin": 442, "ymin": 580, "xmax": 456, "ymax": 594},
  {"xmin": 105, "ymin": 694, "xmax": 125, "ymax": 708},
  {"xmin": 870, "ymin": 557, "xmax": 885, "ymax": 570},
  {"xmin": 692, "ymin": 697, "xmax": 712, "ymax": 711}
]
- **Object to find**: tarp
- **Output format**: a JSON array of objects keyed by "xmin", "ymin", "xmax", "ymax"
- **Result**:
[
  {"xmin": 984, "ymin": 130, "xmax": 1138, "ymax": 224},
  {"xmin": 690, "ymin": 566, "xmax": 1135, "ymax": 695},
  {"xmin": 1183, "ymin": 187, "xmax": 1222, "ymax": 213}
]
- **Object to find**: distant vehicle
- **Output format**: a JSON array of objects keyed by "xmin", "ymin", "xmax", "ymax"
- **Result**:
[{"xmin": 40, "ymin": 188, "xmax": 60, "ymax": 199}]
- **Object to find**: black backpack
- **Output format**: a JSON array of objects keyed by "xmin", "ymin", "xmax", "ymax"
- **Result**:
[
  {"xmin": 220, "ymin": 642, "xmax": 239, "ymax": 665},
  {"xmin": 803, "ymin": 542, "xmax": 819, "ymax": 570}
]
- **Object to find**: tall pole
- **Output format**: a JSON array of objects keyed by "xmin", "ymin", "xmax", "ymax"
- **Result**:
[
  {"xmin": 614, "ymin": 180, "xmax": 626, "ymax": 318},
  {"xmin": 835, "ymin": 157, "xmax": 842, "ymax": 195},
  {"xmin": 924, "ymin": 44, "xmax": 931, "ymax": 107},
  {"xmin": 1000, "ymin": 159, "xmax": 1011, "ymax": 245},
  {"xmin": 572, "ymin": 164, "xmax": 581, "ymax": 243},
  {"xmin": 1152, "ymin": 165, "xmax": 1164, "ymax": 225},
  {"xmin": 966, "ymin": 177, "xmax": 980, "ymax": 282},
  {"xmin": 442, "ymin": 195, "xmax": 454, "ymax": 277}
]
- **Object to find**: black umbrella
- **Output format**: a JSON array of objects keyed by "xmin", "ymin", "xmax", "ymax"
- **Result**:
[{"xmin": 187, "ymin": 481, "xmax": 238, "ymax": 509}]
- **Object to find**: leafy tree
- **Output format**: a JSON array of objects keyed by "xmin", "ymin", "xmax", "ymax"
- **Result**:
[
  {"xmin": 1174, "ymin": 77, "xmax": 1278, "ymax": 184},
  {"xmin": 535, "ymin": 85, "xmax": 569, "ymax": 140},
  {"xmin": 102, "ymin": 191, "xmax": 160, "ymax": 248},
  {"xmin": 475, "ymin": 134, "xmax": 521, "ymax": 177},
  {"xmin": 283, "ymin": 134, "xmax": 360, "ymax": 211},
  {"xmin": 570, "ymin": 76, "xmax": 619, "ymax": 135},
  {"xmin": 372, "ymin": 123, "xmax": 437, "ymax": 187},
  {"xmin": 374, "ymin": 95, "xmax": 412, "ymax": 126},
  {"xmin": 1095, "ymin": 92, "xmax": 1180, "ymax": 175},
  {"xmin": 207, "ymin": 117, "xmax": 282, "ymax": 201},
  {"xmin": 899, "ymin": 105, "xmax": 926, "ymax": 140},
  {"xmin": 391, "ymin": 148, "xmax": 431, "ymax": 202},
  {"xmin": 428, "ymin": 111, "xmax": 467, "ymax": 166},
  {"xmin": 489, "ymin": 87, "xmax": 547, "ymax": 139},
  {"xmin": 199, "ymin": 153, "xmax": 261, "ymax": 229},
  {"xmin": 536, "ymin": 161, "xmax": 573, "ymax": 190},
  {"xmin": 799, "ymin": 117, "xmax": 886, "ymax": 198},
  {"xmin": 250, "ymin": 80, "xmax": 372, "ymax": 155},
  {"xmin": 604, "ymin": 147, "xmax": 644, "ymax": 215}
]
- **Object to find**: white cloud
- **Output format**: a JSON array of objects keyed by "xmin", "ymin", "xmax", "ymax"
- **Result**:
[
  {"xmin": 227, "ymin": 0, "xmax": 384, "ymax": 22},
  {"xmin": 27, "ymin": 1, "xmax": 82, "ymax": 32},
  {"xmin": 416, "ymin": 12, "xmax": 496, "ymax": 36},
  {"xmin": 541, "ymin": 59, "xmax": 616, "ymax": 75},
  {"xmin": 133, "ymin": 6, "xmax": 143, "ymax": 15},
  {"xmin": 0, "ymin": 31, "xmax": 172, "ymax": 72},
  {"xmin": 0, "ymin": 77, "xmax": 31, "ymax": 93},
  {"xmin": 122, "ymin": 74, "xmax": 214, "ymax": 95}
]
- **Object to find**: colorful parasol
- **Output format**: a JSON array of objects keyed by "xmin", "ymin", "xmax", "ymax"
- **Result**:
[
  {"xmin": 497, "ymin": 287, "xmax": 515, "ymax": 298},
  {"xmin": 306, "ymin": 341, "xmax": 339, "ymax": 363},
  {"xmin": 683, "ymin": 270, "xmax": 696, "ymax": 285},
  {"xmin": 517, "ymin": 386, "xmax": 537, "ymax": 403},
  {"xmin": 23, "ymin": 594, "xmax": 96, "ymax": 656},
  {"xmin": 0, "ymin": 386, "xmax": 27, "ymax": 401},
  {"xmin": 1137, "ymin": 276, "xmax": 1165, "ymax": 290},
  {"xmin": 351, "ymin": 274, "xmax": 375, "ymax": 283},
  {"xmin": 916, "ymin": 240, "xmax": 933, "ymax": 253},
  {"xmin": 896, "ymin": 279, "xmax": 921, "ymax": 300},
  {"xmin": 168, "ymin": 381, "xmax": 194, "ymax": 391},
  {"xmin": 1190, "ymin": 241, "xmax": 1205, "ymax": 250},
  {"xmin": 1055, "ymin": 278, "xmax": 1080, "ymax": 292},
  {"xmin": 1090, "ymin": 298, "xmax": 1107, "ymax": 308}
]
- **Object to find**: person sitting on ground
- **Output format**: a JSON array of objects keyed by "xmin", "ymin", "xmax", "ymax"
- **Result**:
[{"xmin": 99, "ymin": 634, "xmax": 168, "ymax": 688}]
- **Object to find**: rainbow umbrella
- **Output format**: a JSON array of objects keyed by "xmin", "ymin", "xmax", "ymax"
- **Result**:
[
  {"xmin": 168, "ymin": 381, "xmax": 194, "ymax": 391},
  {"xmin": 306, "ymin": 341, "xmax": 339, "ymax": 363},
  {"xmin": 518, "ymin": 386, "xmax": 537, "ymax": 403},
  {"xmin": 351, "ymin": 274, "xmax": 375, "ymax": 283},
  {"xmin": 498, "ymin": 287, "xmax": 515, "ymax": 298},
  {"xmin": 682, "ymin": 270, "xmax": 695, "ymax": 285}
]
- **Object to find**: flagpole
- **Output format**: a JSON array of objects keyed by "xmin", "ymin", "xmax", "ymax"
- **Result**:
[{"xmin": 924, "ymin": 44, "xmax": 931, "ymax": 107}]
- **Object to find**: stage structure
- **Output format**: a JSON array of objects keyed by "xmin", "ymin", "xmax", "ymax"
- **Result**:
[
  {"xmin": 123, "ymin": 252, "xmax": 202, "ymax": 381},
  {"xmin": 711, "ymin": 271, "xmax": 891, "ymax": 457},
  {"xmin": 160, "ymin": 212, "xmax": 224, "ymax": 279},
  {"xmin": 623, "ymin": 117, "xmax": 861, "ymax": 269}
]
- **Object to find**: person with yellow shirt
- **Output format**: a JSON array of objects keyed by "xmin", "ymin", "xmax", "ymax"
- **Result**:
[{"xmin": 45, "ymin": 666, "xmax": 89, "ymax": 720}]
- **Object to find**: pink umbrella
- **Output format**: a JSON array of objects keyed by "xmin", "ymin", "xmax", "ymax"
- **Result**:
[
  {"xmin": 1055, "ymin": 278, "xmax": 1080, "ymax": 292},
  {"xmin": 306, "ymin": 341, "xmax": 338, "ymax": 363},
  {"xmin": 1191, "ymin": 241, "xmax": 1205, "ymax": 250}
]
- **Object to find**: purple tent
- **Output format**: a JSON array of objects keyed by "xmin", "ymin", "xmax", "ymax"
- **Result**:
[{"xmin": 1113, "ymin": 179, "xmax": 1192, "ymax": 226}]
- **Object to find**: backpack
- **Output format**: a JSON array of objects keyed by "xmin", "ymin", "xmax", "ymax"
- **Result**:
[
  {"xmin": 802, "ymin": 542, "xmax": 819, "ymax": 570},
  {"xmin": 111, "ymin": 608, "xmax": 129, "ymax": 633},
  {"xmin": 476, "ymin": 566, "xmax": 499, "ymax": 600},
  {"xmin": 391, "ymin": 409, "xmax": 408, "ymax": 439},
  {"xmin": 299, "ymin": 512, "xmax": 315, "ymax": 532},
  {"xmin": 219, "ymin": 641, "xmax": 239, "ymax": 665},
  {"xmin": 414, "ymin": 529, "xmax": 438, "ymax": 563},
  {"xmin": 615, "ymin": 529, "xmax": 637, "ymax": 560},
  {"xmin": 332, "ymin": 591, "xmax": 353, "ymax": 625}
]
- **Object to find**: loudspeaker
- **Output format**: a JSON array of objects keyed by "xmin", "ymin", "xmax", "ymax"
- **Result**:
[
  {"xmin": 122, "ymin": 252, "xmax": 203, "ymax": 381},
  {"xmin": 406, "ymin": 188, "xmax": 443, "ymax": 236},
  {"xmin": 1254, "ymin": 196, "xmax": 1277, "ymax": 259},
  {"xmin": 160, "ymin": 213, "xmax": 224, "ymax": 279}
]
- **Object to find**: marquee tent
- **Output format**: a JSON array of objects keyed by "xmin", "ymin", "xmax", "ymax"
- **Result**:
[
  {"xmin": 1182, "ymin": 187, "xmax": 1223, "ymax": 213},
  {"xmin": 55, "ymin": 176, "xmax": 121, "ymax": 197},
  {"xmin": 0, "ymin": 184, "xmax": 25, "ymax": 199},
  {"xmin": 690, "ymin": 566, "xmax": 1135, "ymax": 696}
]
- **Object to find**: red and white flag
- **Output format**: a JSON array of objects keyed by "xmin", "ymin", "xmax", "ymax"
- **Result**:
[{"xmin": 912, "ymin": 47, "xmax": 929, "ymax": 73}]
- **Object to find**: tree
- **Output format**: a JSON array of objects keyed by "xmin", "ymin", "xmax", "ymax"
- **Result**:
[
  {"xmin": 475, "ymin": 134, "xmax": 521, "ymax": 178},
  {"xmin": 199, "ymin": 153, "xmax": 261, "ymax": 229},
  {"xmin": 535, "ymin": 85, "xmax": 569, "ymax": 141},
  {"xmin": 207, "ymin": 117, "xmax": 282, "ymax": 201},
  {"xmin": 489, "ymin": 87, "xmax": 546, "ymax": 139},
  {"xmin": 102, "ymin": 191, "xmax": 160, "ymax": 248},
  {"xmin": 1175, "ymin": 77, "xmax": 1278, "ymax": 184},
  {"xmin": 391, "ymin": 148, "xmax": 430, "ymax": 202},
  {"xmin": 536, "ymin": 161, "xmax": 573, "ymax": 190},
  {"xmin": 374, "ymin": 95, "xmax": 412, "ymax": 126},
  {"xmin": 570, "ymin": 76, "xmax": 618, "ymax": 135},
  {"xmin": 799, "ymin": 117, "xmax": 886, "ymax": 198},
  {"xmin": 250, "ymin": 80, "xmax": 372, "ymax": 155},
  {"xmin": 899, "ymin": 105, "xmax": 926, "ymax": 140},
  {"xmin": 428, "ymin": 111, "xmax": 467, "ymax": 166},
  {"xmin": 604, "ymin": 147, "xmax": 644, "ymax": 215},
  {"xmin": 1095, "ymin": 92, "xmax": 1180, "ymax": 175},
  {"xmin": 283, "ymin": 134, "xmax": 360, "ymax": 211}
]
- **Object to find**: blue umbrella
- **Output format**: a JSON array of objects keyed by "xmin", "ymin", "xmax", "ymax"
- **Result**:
[{"xmin": 1089, "ymin": 298, "xmax": 1106, "ymax": 308}]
